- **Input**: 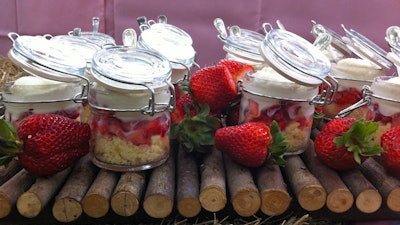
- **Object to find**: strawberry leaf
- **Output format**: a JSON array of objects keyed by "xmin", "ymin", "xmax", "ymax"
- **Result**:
[
  {"xmin": 268, "ymin": 120, "xmax": 288, "ymax": 166},
  {"xmin": 0, "ymin": 120, "xmax": 22, "ymax": 166},
  {"xmin": 333, "ymin": 119, "xmax": 383, "ymax": 164},
  {"xmin": 171, "ymin": 104, "xmax": 220, "ymax": 154}
]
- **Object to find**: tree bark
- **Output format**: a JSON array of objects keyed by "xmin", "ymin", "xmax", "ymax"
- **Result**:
[
  {"xmin": 301, "ymin": 141, "xmax": 354, "ymax": 213},
  {"xmin": 111, "ymin": 171, "xmax": 146, "ymax": 217},
  {"xmin": 176, "ymin": 146, "xmax": 201, "ymax": 218},
  {"xmin": 143, "ymin": 153, "xmax": 175, "ymax": 219},
  {"xmin": 82, "ymin": 169, "xmax": 119, "ymax": 218},
  {"xmin": 224, "ymin": 154, "xmax": 261, "ymax": 217},
  {"xmin": 256, "ymin": 159, "xmax": 291, "ymax": 216},
  {"xmin": 341, "ymin": 168, "xmax": 382, "ymax": 214},
  {"xmin": 359, "ymin": 157, "xmax": 400, "ymax": 212},
  {"xmin": 52, "ymin": 155, "xmax": 98, "ymax": 223},
  {"xmin": 0, "ymin": 169, "xmax": 35, "ymax": 218},
  {"xmin": 199, "ymin": 148, "xmax": 227, "ymax": 213},
  {"xmin": 282, "ymin": 154, "xmax": 326, "ymax": 211},
  {"xmin": 16, "ymin": 167, "xmax": 72, "ymax": 218}
]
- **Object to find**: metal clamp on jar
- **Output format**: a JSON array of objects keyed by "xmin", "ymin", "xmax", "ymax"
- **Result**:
[
  {"xmin": 239, "ymin": 22, "xmax": 337, "ymax": 155},
  {"xmin": 136, "ymin": 15, "xmax": 196, "ymax": 97},
  {"xmin": 88, "ymin": 28, "xmax": 175, "ymax": 171},
  {"xmin": 214, "ymin": 18, "xmax": 266, "ymax": 70},
  {"xmin": 336, "ymin": 76, "xmax": 400, "ymax": 145},
  {"xmin": 311, "ymin": 20, "xmax": 352, "ymax": 63},
  {"xmin": 2, "ymin": 32, "xmax": 89, "ymax": 126}
]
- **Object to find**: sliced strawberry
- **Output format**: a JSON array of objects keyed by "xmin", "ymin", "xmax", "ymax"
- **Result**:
[
  {"xmin": 190, "ymin": 65, "xmax": 238, "ymax": 113},
  {"xmin": 217, "ymin": 59, "xmax": 254, "ymax": 82}
]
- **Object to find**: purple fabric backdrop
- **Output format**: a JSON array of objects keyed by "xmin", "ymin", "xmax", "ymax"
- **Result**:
[{"xmin": 0, "ymin": 0, "xmax": 399, "ymax": 67}]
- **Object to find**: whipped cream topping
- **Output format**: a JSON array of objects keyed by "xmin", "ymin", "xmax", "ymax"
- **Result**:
[
  {"xmin": 6, "ymin": 76, "xmax": 79, "ymax": 102},
  {"xmin": 332, "ymin": 58, "xmax": 385, "ymax": 81},
  {"xmin": 243, "ymin": 67, "xmax": 318, "ymax": 100},
  {"xmin": 370, "ymin": 76, "xmax": 400, "ymax": 116}
]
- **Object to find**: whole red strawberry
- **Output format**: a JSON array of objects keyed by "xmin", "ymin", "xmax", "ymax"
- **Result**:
[
  {"xmin": 215, "ymin": 122, "xmax": 271, "ymax": 167},
  {"xmin": 0, "ymin": 114, "xmax": 91, "ymax": 176},
  {"xmin": 217, "ymin": 59, "xmax": 254, "ymax": 82},
  {"xmin": 314, "ymin": 118, "xmax": 383, "ymax": 171},
  {"xmin": 380, "ymin": 126, "xmax": 400, "ymax": 177},
  {"xmin": 190, "ymin": 65, "xmax": 238, "ymax": 113},
  {"xmin": 170, "ymin": 93, "xmax": 196, "ymax": 124}
]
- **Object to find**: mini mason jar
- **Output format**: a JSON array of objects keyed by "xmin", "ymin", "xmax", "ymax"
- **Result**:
[
  {"xmin": 1, "ymin": 33, "xmax": 88, "ymax": 126},
  {"xmin": 137, "ymin": 15, "xmax": 196, "ymax": 97},
  {"xmin": 214, "ymin": 18, "xmax": 266, "ymax": 70},
  {"xmin": 88, "ymin": 39, "xmax": 175, "ymax": 171},
  {"xmin": 239, "ymin": 23, "xmax": 337, "ymax": 155},
  {"xmin": 318, "ymin": 24, "xmax": 393, "ymax": 119},
  {"xmin": 339, "ymin": 76, "xmax": 400, "ymax": 145}
]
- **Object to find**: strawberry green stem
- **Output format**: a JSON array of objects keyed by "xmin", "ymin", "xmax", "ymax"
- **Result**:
[{"xmin": 0, "ymin": 120, "xmax": 22, "ymax": 165}]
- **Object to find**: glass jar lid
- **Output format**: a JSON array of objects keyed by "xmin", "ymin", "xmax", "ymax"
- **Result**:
[
  {"xmin": 8, "ymin": 33, "xmax": 87, "ymax": 82},
  {"xmin": 259, "ymin": 26, "xmax": 331, "ymax": 87},
  {"xmin": 68, "ymin": 17, "xmax": 116, "ymax": 47},
  {"xmin": 214, "ymin": 18, "xmax": 265, "ymax": 62},
  {"xmin": 310, "ymin": 20, "xmax": 351, "ymax": 56},
  {"xmin": 91, "ymin": 46, "xmax": 172, "ymax": 92},
  {"xmin": 341, "ymin": 24, "xmax": 393, "ymax": 70},
  {"xmin": 51, "ymin": 35, "xmax": 101, "ymax": 63},
  {"xmin": 138, "ymin": 22, "xmax": 195, "ymax": 69}
]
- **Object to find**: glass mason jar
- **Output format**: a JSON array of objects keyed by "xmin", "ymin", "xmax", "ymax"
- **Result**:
[
  {"xmin": 137, "ymin": 15, "xmax": 196, "ymax": 97},
  {"xmin": 88, "ymin": 42, "xmax": 175, "ymax": 171},
  {"xmin": 239, "ymin": 23, "xmax": 337, "ymax": 155},
  {"xmin": 317, "ymin": 24, "xmax": 393, "ymax": 119},
  {"xmin": 340, "ymin": 76, "xmax": 400, "ymax": 145},
  {"xmin": 214, "ymin": 18, "xmax": 267, "ymax": 70},
  {"xmin": 1, "ymin": 33, "xmax": 88, "ymax": 126}
]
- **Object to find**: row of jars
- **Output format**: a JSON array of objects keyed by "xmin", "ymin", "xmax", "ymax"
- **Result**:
[
  {"xmin": 2, "ymin": 16, "xmax": 400, "ymax": 171},
  {"xmin": 0, "ymin": 16, "xmax": 196, "ymax": 172},
  {"xmin": 214, "ymin": 18, "xmax": 400, "ymax": 154}
]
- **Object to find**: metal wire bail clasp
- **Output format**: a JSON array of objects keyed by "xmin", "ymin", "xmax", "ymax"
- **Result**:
[{"xmin": 335, "ymin": 85, "xmax": 372, "ymax": 118}]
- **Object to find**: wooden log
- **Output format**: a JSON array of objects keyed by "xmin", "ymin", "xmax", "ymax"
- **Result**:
[
  {"xmin": 360, "ymin": 157, "xmax": 400, "ymax": 212},
  {"xmin": 256, "ymin": 159, "xmax": 291, "ymax": 216},
  {"xmin": 176, "ymin": 146, "xmax": 201, "ymax": 218},
  {"xmin": 282, "ymin": 155, "xmax": 326, "ymax": 212},
  {"xmin": 0, "ymin": 169, "xmax": 36, "ymax": 218},
  {"xmin": 16, "ymin": 167, "xmax": 72, "ymax": 218},
  {"xmin": 301, "ymin": 141, "xmax": 354, "ymax": 213},
  {"xmin": 341, "ymin": 168, "xmax": 382, "ymax": 214},
  {"xmin": 199, "ymin": 148, "xmax": 227, "ymax": 213},
  {"xmin": 143, "ymin": 153, "xmax": 175, "ymax": 219},
  {"xmin": 82, "ymin": 169, "xmax": 119, "ymax": 218},
  {"xmin": 52, "ymin": 155, "xmax": 99, "ymax": 223},
  {"xmin": 224, "ymin": 154, "xmax": 261, "ymax": 217},
  {"xmin": 0, "ymin": 158, "xmax": 22, "ymax": 186},
  {"xmin": 111, "ymin": 171, "xmax": 146, "ymax": 217}
]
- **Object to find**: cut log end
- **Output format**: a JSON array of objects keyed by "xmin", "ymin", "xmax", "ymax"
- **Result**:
[
  {"xmin": 297, "ymin": 185, "xmax": 326, "ymax": 211},
  {"xmin": 82, "ymin": 194, "xmax": 110, "ymax": 218},
  {"xmin": 199, "ymin": 186, "xmax": 227, "ymax": 212},
  {"xmin": 177, "ymin": 197, "xmax": 201, "ymax": 218},
  {"xmin": 52, "ymin": 197, "xmax": 82, "ymax": 223},
  {"xmin": 111, "ymin": 192, "xmax": 140, "ymax": 217},
  {"xmin": 0, "ymin": 193, "xmax": 12, "ymax": 219},
  {"xmin": 355, "ymin": 189, "xmax": 382, "ymax": 214},
  {"xmin": 231, "ymin": 190, "xmax": 261, "ymax": 217},
  {"xmin": 326, "ymin": 188, "xmax": 354, "ymax": 213},
  {"xmin": 387, "ymin": 188, "xmax": 400, "ymax": 212},
  {"xmin": 16, "ymin": 192, "xmax": 42, "ymax": 218},
  {"xmin": 143, "ymin": 194, "xmax": 173, "ymax": 219},
  {"xmin": 260, "ymin": 189, "xmax": 291, "ymax": 216}
]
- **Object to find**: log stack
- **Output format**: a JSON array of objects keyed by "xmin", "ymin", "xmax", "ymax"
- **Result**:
[{"xmin": 1, "ymin": 137, "xmax": 400, "ymax": 224}]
